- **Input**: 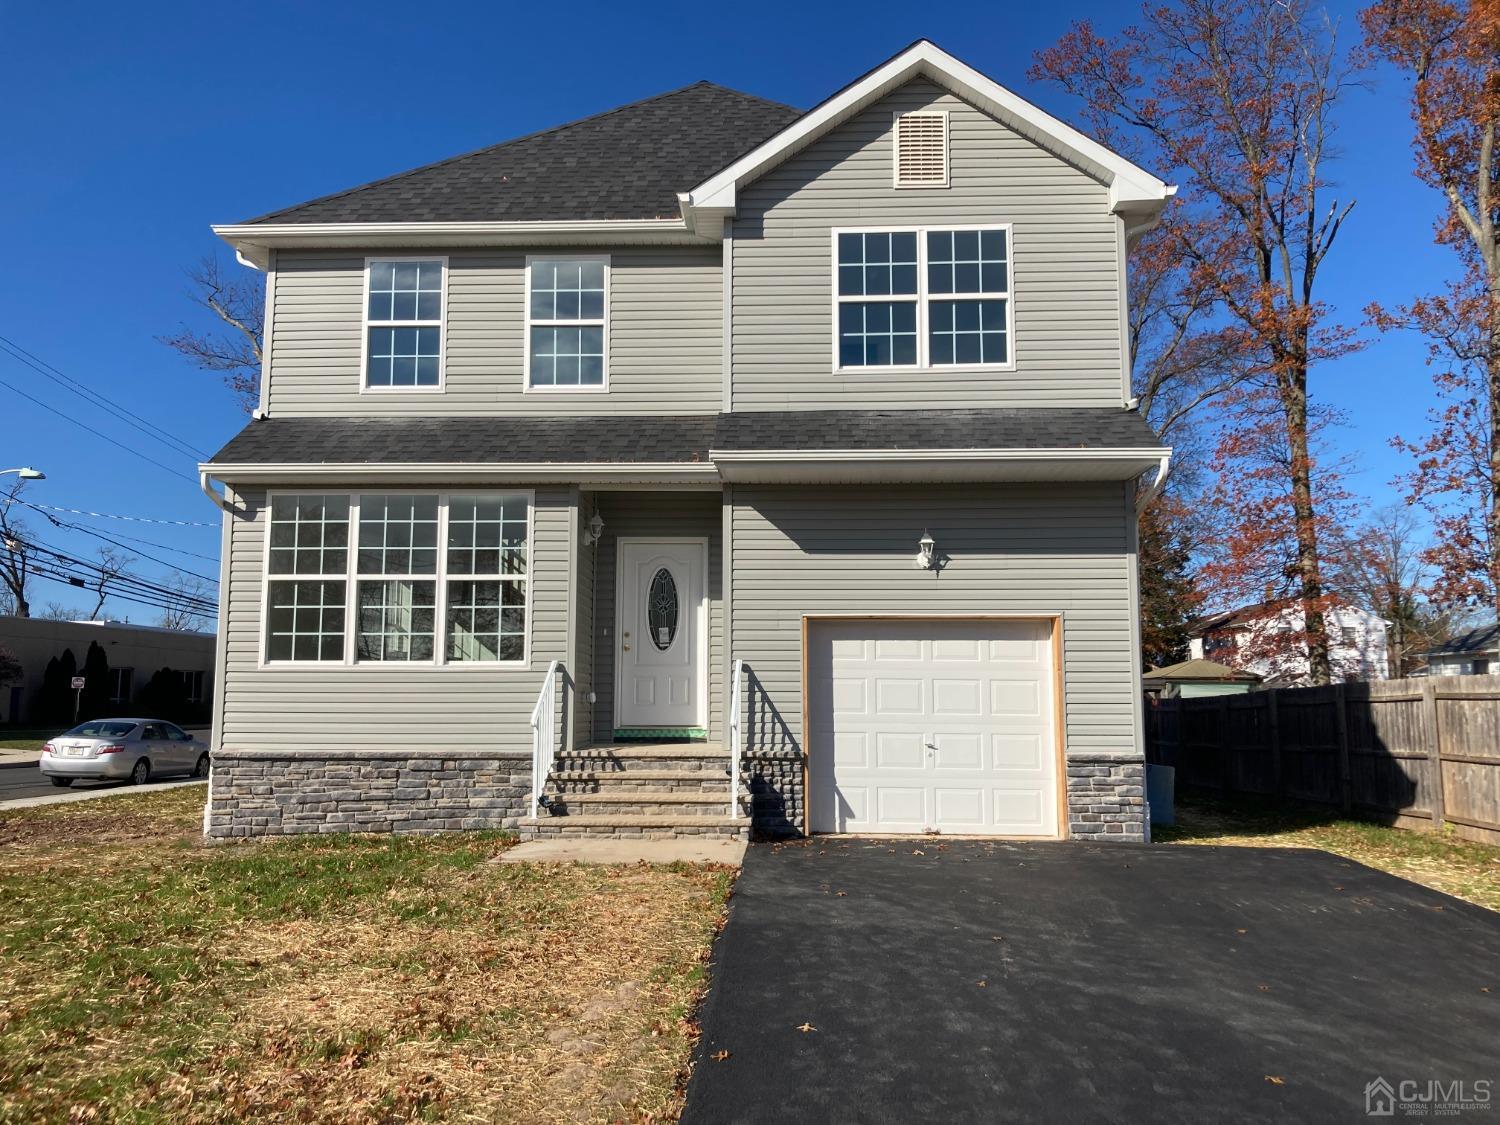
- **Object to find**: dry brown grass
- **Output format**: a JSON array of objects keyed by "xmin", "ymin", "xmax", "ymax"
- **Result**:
[{"xmin": 0, "ymin": 788, "xmax": 732, "ymax": 1123}]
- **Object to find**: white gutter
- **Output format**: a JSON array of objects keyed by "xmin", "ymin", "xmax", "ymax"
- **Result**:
[
  {"xmin": 215, "ymin": 218, "xmax": 707, "ymax": 267},
  {"xmin": 709, "ymin": 446, "xmax": 1170, "ymax": 464},
  {"xmin": 200, "ymin": 461, "xmax": 722, "ymax": 485}
]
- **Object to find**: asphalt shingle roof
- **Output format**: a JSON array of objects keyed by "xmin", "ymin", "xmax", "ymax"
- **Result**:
[
  {"xmin": 1426, "ymin": 623, "xmax": 1500, "ymax": 656},
  {"xmin": 711, "ymin": 408, "xmax": 1162, "ymax": 451},
  {"xmin": 207, "ymin": 409, "xmax": 1163, "ymax": 467},
  {"xmin": 243, "ymin": 83, "xmax": 803, "ymax": 225}
]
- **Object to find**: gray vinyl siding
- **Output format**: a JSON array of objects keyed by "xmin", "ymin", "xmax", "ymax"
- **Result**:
[
  {"xmin": 731, "ymin": 79, "xmax": 1125, "ymax": 410},
  {"xmin": 218, "ymin": 485, "xmax": 571, "ymax": 752},
  {"xmin": 586, "ymin": 491, "xmax": 724, "ymax": 743},
  {"xmin": 266, "ymin": 247, "xmax": 723, "ymax": 416},
  {"xmin": 729, "ymin": 483, "xmax": 1137, "ymax": 756}
]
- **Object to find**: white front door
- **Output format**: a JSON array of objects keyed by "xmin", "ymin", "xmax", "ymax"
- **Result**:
[
  {"xmin": 808, "ymin": 618, "xmax": 1060, "ymax": 836},
  {"xmin": 616, "ymin": 538, "xmax": 707, "ymax": 730}
]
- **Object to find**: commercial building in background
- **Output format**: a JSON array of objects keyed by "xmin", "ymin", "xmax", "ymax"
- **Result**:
[{"xmin": 0, "ymin": 615, "xmax": 215, "ymax": 726}]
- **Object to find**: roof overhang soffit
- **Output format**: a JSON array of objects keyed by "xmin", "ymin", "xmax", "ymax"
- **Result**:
[{"xmin": 679, "ymin": 40, "xmax": 1174, "ymax": 238}]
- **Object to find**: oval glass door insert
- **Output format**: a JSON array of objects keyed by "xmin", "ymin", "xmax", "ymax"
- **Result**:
[{"xmin": 648, "ymin": 568, "xmax": 679, "ymax": 651}]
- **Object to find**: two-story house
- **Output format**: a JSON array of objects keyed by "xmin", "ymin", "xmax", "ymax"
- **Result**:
[{"xmin": 201, "ymin": 41, "xmax": 1171, "ymax": 844}]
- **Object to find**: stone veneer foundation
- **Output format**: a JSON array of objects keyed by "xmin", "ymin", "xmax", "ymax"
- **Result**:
[
  {"xmin": 206, "ymin": 749, "xmax": 532, "ymax": 838},
  {"xmin": 206, "ymin": 748, "xmax": 1146, "ymax": 843}
]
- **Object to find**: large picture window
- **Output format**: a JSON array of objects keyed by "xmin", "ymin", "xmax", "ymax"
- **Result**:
[
  {"xmin": 365, "ymin": 259, "xmax": 444, "ymax": 389},
  {"xmin": 833, "ymin": 226, "xmax": 1011, "ymax": 371},
  {"xmin": 262, "ymin": 492, "xmax": 530, "ymax": 666},
  {"xmin": 527, "ymin": 257, "xmax": 607, "ymax": 389}
]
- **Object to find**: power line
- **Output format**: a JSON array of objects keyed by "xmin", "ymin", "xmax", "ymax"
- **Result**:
[
  {"xmin": 29, "ymin": 564, "xmax": 215, "ymax": 619},
  {"xmin": 0, "ymin": 335, "xmax": 210, "ymax": 461},
  {"xmin": 0, "ymin": 373, "xmax": 198, "ymax": 483},
  {"xmin": 22, "ymin": 501, "xmax": 217, "ymax": 529},
  {"xmin": 16, "ymin": 498, "xmax": 219, "ymax": 583},
  {"xmin": 21, "ymin": 539, "xmax": 219, "ymax": 613}
]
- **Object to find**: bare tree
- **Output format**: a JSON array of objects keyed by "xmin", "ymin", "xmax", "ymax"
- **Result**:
[
  {"xmin": 158, "ymin": 255, "xmax": 265, "ymax": 413},
  {"xmin": 1328, "ymin": 505, "xmax": 1457, "ymax": 675},
  {"xmin": 34, "ymin": 601, "xmax": 78, "ymax": 621},
  {"xmin": 87, "ymin": 547, "xmax": 135, "ymax": 620},
  {"xmin": 157, "ymin": 574, "xmax": 216, "ymax": 632},
  {"xmin": 0, "ymin": 483, "xmax": 33, "ymax": 618}
]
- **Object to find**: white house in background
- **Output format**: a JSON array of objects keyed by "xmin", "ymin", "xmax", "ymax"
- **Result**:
[{"xmin": 1187, "ymin": 601, "xmax": 1390, "ymax": 687}]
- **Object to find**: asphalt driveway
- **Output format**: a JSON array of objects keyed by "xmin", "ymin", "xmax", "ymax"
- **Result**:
[{"xmin": 683, "ymin": 838, "xmax": 1500, "ymax": 1124}]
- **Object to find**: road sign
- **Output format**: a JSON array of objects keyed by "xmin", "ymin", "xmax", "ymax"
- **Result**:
[{"xmin": 70, "ymin": 676, "xmax": 85, "ymax": 690}]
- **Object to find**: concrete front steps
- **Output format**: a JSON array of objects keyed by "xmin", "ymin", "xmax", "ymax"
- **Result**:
[{"xmin": 518, "ymin": 743, "xmax": 750, "ymax": 841}]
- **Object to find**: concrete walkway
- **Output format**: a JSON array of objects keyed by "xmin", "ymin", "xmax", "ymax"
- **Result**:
[
  {"xmin": 0, "ymin": 778, "xmax": 205, "ymax": 812},
  {"xmin": 498, "ymin": 837, "xmax": 747, "ymax": 865}
]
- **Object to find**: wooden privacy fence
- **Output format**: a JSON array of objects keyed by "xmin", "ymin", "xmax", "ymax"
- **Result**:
[{"xmin": 1144, "ymin": 674, "xmax": 1500, "ymax": 845}]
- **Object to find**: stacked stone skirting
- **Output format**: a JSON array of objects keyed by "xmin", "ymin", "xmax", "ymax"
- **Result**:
[
  {"xmin": 205, "ymin": 748, "xmax": 1145, "ymax": 843},
  {"xmin": 745, "ymin": 749, "xmax": 805, "ymax": 838},
  {"xmin": 206, "ymin": 749, "xmax": 531, "ymax": 838},
  {"xmin": 1066, "ymin": 755, "xmax": 1148, "ymax": 843}
]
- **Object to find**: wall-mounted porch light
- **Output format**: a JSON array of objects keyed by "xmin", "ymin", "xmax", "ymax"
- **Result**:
[
  {"xmin": 581, "ymin": 511, "xmax": 605, "ymax": 547},
  {"xmin": 914, "ymin": 530, "xmax": 936, "ymax": 570}
]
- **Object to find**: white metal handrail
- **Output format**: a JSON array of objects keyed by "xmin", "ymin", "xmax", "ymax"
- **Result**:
[
  {"xmin": 729, "ymin": 658, "xmax": 744, "ymax": 818},
  {"xmin": 530, "ymin": 660, "xmax": 561, "ymax": 819}
]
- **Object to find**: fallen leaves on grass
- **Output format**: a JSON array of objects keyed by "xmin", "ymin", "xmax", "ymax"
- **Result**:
[{"xmin": 0, "ymin": 788, "xmax": 736, "ymax": 1123}]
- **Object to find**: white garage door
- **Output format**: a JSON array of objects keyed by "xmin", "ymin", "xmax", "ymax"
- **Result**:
[{"xmin": 808, "ymin": 618, "xmax": 1059, "ymax": 836}]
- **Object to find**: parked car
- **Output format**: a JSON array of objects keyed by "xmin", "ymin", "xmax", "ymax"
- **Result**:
[{"xmin": 38, "ymin": 719, "xmax": 209, "ymax": 787}]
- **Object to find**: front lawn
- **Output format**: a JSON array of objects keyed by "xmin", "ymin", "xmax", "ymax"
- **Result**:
[
  {"xmin": 1157, "ymin": 790, "xmax": 1500, "ymax": 912},
  {"xmin": 0, "ymin": 788, "xmax": 733, "ymax": 1122}
]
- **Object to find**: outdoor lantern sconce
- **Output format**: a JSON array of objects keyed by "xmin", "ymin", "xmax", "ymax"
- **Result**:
[
  {"xmin": 581, "ymin": 512, "xmax": 605, "ymax": 547},
  {"xmin": 914, "ymin": 530, "xmax": 937, "ymax": 570}
]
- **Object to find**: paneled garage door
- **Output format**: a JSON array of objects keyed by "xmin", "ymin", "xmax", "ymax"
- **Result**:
[{"xmin": 807, "ymin": 618, "xmax": 1059, "ymax": 836}]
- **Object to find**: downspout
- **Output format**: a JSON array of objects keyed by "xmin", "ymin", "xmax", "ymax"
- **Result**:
[
  {"xmin": 200, "ymin": 469, "xmax": 234, "ymax": 513},
  {"xmin": 1134, "ymin": 452, "xmax": 1172, "ymax": 515}
]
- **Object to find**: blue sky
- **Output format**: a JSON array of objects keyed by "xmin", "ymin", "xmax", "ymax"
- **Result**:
[{"xmin": 0, "ymin": 0, "xmax": 1450, "ymax": 623}]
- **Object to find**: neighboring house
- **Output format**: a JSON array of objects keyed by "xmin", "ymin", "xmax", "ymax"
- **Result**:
[
  {"xmin": 201, "ymin": 41, "xmax": 1173, "ymax": 844},
  {"xmin": 1422, "ymin": 624, "xmax": 1500, "ymax": 676},
  {"xmin": 1141, "ymin": 658, "xmax": 1261, "ymax": 699},
  {"xmin": 1188, "ymin": 602, "xmax": 1390, "ymax": 687},
  {"xmin": 0, "ymin": 616, "xmax": 215, "ymax": 725}
]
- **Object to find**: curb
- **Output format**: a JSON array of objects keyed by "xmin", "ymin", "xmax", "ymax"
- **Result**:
[{"xmin": 0, "ymin": 778, "xmax": 206, "ymax": 812}]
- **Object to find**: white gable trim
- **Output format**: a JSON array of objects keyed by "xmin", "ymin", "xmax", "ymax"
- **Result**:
[{"xmin": 682, "ymin": 40, "xmax": 1173, "ymax": 237}]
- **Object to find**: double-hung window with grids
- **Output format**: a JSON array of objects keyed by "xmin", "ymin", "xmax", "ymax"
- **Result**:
[
  {"xmin": 834, "ymin": 226, "xmax": 1011, "ymax": 371},
  {"xmin": 527, "ymin": 257, "xmax": 607, "ymax": 389},
  {"xmin": 263, "ymin": 492, "xmax": 530, "ymax": 666},
  {"xmin": 365, "ymin": 258, "xmax": 444, "ymax": 388}
]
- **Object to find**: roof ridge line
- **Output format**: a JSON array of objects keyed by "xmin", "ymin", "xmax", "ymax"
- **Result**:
[{"xmin": 242, "ymin": 80, "xmax": 788, "ymax": 226}]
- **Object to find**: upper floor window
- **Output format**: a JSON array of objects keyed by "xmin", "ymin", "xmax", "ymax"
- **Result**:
[
  {"xmin": 365, "ymin": 258, "xmax": 444, "ymax": 389},
  {"xmin": 527, "ymin": 256, "xmax": 608, "ymax": 390},
  {"xmin": 834, "ymin": 226, "xmax": 1011, "ymax": 372}
]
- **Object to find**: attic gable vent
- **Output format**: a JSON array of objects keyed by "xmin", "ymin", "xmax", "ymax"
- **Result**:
[{"xmin": 893, "ymin": 110, "xmax": 949, "ymax": 188}]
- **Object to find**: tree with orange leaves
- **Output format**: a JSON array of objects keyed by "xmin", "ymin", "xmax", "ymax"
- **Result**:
[
  {"xmin": 1032, "ymin": 0, "xmax": 1363, "ymax": 684},
  {"xmin": 1362, "ymin": 0, "xmax": 1500, "ymax": 617}
]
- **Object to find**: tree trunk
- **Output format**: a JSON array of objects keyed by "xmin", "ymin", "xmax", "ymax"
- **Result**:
[
  {"xmin": 1489, "ymin": 277, "xmax": 1500, "ymax": 626},
  {"xmin": 1280, "ymin": 350, "xmax": 1331, "ymax": 685}
]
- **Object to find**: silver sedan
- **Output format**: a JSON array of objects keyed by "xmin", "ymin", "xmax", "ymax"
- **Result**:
[{"xmin": 39, "ymin": 719, "xmax": 210, "ymax": 787}]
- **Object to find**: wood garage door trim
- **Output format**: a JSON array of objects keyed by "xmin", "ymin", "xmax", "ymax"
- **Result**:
[{"xmin": 800, "ymin": 613, "xmax": 1068, "ymax": 839}]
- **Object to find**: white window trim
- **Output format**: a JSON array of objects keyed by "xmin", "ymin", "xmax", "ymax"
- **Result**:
[
  {"xmin": 829, "ymin": 223, "xmax": 1015, "ymax": 375},
  {"xmin": 359, "ymin": 255, "xmax": 449, "ymax": 394},
  {"xmin": 523, "ymin": 253, "xmax": 611, "ymax": 394},
  {"xmin": 892, "ymin": 109, "xmax": 950, "ymax": 190},
  {"xmin": 259, "ymin": 489, "xmax": 533, "ymax": 670}
]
